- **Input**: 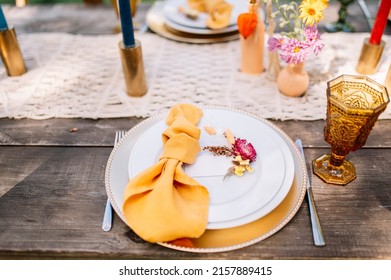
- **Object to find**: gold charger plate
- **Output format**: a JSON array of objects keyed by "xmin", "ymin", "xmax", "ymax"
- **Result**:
[
  {"xmin": 146, "ymin": 1, "xmax": 240, "ymax": 44},
  {"xmin": 105, "ymin": 106, "xmax": 307, "ymax": 253}
]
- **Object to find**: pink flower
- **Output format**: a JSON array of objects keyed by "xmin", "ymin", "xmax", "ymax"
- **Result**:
[
  {"xmin": 280, "ymin": 38, "xmax": 310, "ymax": 64},
  {"xmin": 268, "ymin": 23, "xmax": 324, "ymax": 64},
  {"xmin": 312, "ymin": 40, "xmax": 324, "ymax": 55},
  {"xmin": 267, "ymin": 36, "xmax": 283, "ymax": 51},
  {"xmin": 303, "ymin": 24, "xmax": 324, "ymax": 55},
  {"xmin": 232, "ymin": 138, "xmax": 257, "ymax": 162},
  {"xmin": 304, "ymin": 24, "xmax": 320, "ymax": 42}
]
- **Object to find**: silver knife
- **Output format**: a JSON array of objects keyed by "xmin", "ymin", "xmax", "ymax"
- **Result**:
[{"xmin": 295, "ymin": 139, "xmax": 326, "ymax": 246}]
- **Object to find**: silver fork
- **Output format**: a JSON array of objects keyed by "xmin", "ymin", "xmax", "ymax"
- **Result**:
[
  {"xmin": 295, "ymin": 139, "xmax": 326, "ymax": 246},
  {"xmin": 102, "ymin": 130, "xmax": 126, "ymax": 232}
]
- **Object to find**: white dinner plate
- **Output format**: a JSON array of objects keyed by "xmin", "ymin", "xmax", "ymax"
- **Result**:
[
  {"xmin": 104, "ymin": 106, "xmax": 306, "ymax": 252},
  {"xmin": 146, "ymin": 1, "xmax": 240, "ymax": 44},
  {"xmin": 127, "ymin": 108, "xmax": 294, "ymax": 229},
  {"xmin": 163, "ymin": 0, "xmax": 247, "ymax": 34}
]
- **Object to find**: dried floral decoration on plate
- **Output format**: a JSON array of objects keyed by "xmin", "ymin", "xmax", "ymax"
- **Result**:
[{"xmin": 203, "ymin": 127, "xmax": 257, "ymax": 179}]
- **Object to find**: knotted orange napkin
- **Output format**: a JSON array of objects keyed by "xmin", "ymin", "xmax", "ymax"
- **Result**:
[{"xmin": 123, "ymin": 104, "xmax": 209, "ymax": 243}]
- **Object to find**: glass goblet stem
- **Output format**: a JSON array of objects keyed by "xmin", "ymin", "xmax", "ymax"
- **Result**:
[{"xmin": 329, "ymin": 150, "xmax": 347, "ymax": 167}]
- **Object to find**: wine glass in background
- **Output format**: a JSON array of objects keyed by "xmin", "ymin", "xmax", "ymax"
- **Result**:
[{"xmin": 325, "ymin": 0, "xmax": 357, "ymax": 32}]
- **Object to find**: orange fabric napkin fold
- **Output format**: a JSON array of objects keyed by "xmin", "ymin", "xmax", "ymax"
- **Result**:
[{"xmin": 123, "ymin": 104, "xmax": 209, "ymax": 243}]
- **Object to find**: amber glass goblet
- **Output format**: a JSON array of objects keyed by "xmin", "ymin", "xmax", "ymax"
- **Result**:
[{"xmin": 313, "ymin": 75, "xmax": 390, "ymax": 185}]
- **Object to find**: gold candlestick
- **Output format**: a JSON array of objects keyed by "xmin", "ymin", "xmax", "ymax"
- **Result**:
[
  {"xmin": 0, "ymin": 27, "xmax": 27, "ymax": 76},
  {"xmin": 356, "ymin": 38, "xmax": 385, "ymax": 75},
  {"xmin": 118, "ymin": 39, "xmax": 148, "ymax": 97},
  {"xmin": 385, "ymin": 64, "xmax": 391, "ymax": 94}
]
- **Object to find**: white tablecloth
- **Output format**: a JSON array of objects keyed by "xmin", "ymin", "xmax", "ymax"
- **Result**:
[{"xmin": 1, "ymin": 30, "xmax": 391, "ymax": 120}]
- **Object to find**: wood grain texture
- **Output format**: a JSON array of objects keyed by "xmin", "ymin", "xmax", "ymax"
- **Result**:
[
  {"xmin": 1, "ymin": 146, "xmax": 390, "ymax": 259},
  {"xmin": 0, "ymin": 118, "xmax": 143, "ymax": 146},
  {"xmin": 1, "ymin": 118, "xmax": 390, "ymax": 148}
]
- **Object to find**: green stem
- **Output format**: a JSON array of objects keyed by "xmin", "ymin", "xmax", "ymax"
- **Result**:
[
  {"xmin": 276, "ymin": 2, "xmax": 294, "ymax": 31},
  {"xmin": 272, "ymin": 0, "xmax": 303, "ymax": 38}
]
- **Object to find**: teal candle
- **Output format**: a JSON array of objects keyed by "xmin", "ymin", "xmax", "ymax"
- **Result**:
[
  {"xmin": 118, "ymin": 0, "xmax": 135, "ymax": 48},
  {"xmin": 0, "ymin": 5, "xmax": 9, "ymax": 31}
]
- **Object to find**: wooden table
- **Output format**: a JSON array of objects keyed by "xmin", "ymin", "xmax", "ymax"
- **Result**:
[{"xmin": 1, "ymin": 2, "xmax": 391, "ymax": 260}]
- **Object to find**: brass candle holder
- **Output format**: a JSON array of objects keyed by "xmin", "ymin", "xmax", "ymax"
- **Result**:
[
  {"xmin": 385, "ymin": 64, "xmax": 391, "ymax": 94},
  {"xmin": 118, "ymin": 39, "xmax": 148, "ymax": 97},
  {"xmin": 356, "ymin": 38, "xmax": 385, "ymax": 75},
  {"xmin": 0, "ymin": 27, "xmax": 27, "ymax": 76}
]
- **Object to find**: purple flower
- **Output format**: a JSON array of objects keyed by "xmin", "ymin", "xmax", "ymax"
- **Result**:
[
  {"xmin": 304, "ymin": 24, "xmax": 320, "ymax": 42},
  {"xmin": 269, "ymin": 23, "xmax": 324, "ymax": 63},
  {"xmin": 268, "ymin": 36, "xmax": 283, "ymax": 51},
  {"xmin": 312, "ymin": 40, "xmax": 325, "ymax": 55},
  {"xmin": 232, "ymin": 138, "xmax": 257, "ymax": 162},
  {"xmin": 279, "ymin": 38, "xmax": 310, "ymax": 64},
  {"xmin": 303, "ymin": 24, "xmax": 324, "ymax": 56}
]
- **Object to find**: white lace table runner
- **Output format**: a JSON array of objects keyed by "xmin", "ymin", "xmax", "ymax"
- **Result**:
[{"xmin": 1, "ymin": 31, "xmax": 391, "ymax": 120}]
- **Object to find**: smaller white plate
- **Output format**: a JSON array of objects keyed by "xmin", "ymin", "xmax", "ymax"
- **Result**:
[
  {"xmin": 128, "ymin": 108, "xmax": 294, "ymax": 229},
  {"xmin": 163, "ymin": 0, "xmax": 246, "ymax": 34},
  {"xmin": 146, "ymin": 1, "xmax": 240, "ymax": 44}
]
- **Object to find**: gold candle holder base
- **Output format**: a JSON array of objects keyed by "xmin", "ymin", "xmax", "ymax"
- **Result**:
[
  {"xmin": 118, "ymin": 40, "xmax": 148, "ymax": 97},
  {"xmin": 385, "ymin": 64, "xmax": 391, "ymax": 94},
  {"xmin": 356, "ymin": 38, "xmax": 385, "ymax": 75},
  {"xmin": 0, "ymin": 27, "xmax": 27, "ymax": 76}
]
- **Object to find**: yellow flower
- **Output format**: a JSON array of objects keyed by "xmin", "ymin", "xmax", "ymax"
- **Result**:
[
  {"xmin": 299, "ymin": 0, "xmax": 328, "ymax": 26},
  {"xmin": 245, "ymin": 165, "xmax": 254, "ymax": 173},
  {"xmin": 320, "ymin": 0, "xmax": 329, "ymax": 8},
  {"xmin": 234, "ymin": 165, "xmax": 245, "ymax": 176}
]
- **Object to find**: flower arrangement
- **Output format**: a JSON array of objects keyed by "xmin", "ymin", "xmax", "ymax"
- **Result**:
[
  {"xmin": 267, "ymin": 0, "xmax": 329, "ymax": 64},
  {"xmin": 203, "ymin": 128, "xmax": 257, "ymax": 178}
]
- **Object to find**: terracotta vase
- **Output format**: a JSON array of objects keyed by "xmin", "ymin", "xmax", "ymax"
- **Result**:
[
  {"xmin": 276, "ymin": 62, "xmax": 309, "ymax": 97},
  {"xmin": 240, "ymin": 3, "xmax": 264, "ymax": 74}
]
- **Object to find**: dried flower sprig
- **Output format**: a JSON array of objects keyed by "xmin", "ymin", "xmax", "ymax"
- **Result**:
[
  {"xmin": 203, "ymin": 128, "xmax": 257, "ymax": 179},
  {"xmin": 203, "ymin": 145, "xmax": 234, "ymax": 158}
]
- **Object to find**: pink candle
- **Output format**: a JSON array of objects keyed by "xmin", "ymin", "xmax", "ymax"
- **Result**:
[{"xmin": 369, "ymin": 0, "xmax": 391, "ymax": 45}]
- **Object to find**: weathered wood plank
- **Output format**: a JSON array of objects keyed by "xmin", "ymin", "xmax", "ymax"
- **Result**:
[
  {"xmin": 0, "ymin": 118, "xmax": 143, "ymax": 146},
  {"xmin": 1, "ymin": 119, "xmax": 390, "ymax": 148},
  {"xmin": 1, "ymin": 147, "xmax": 390, "ymax": 259}
]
